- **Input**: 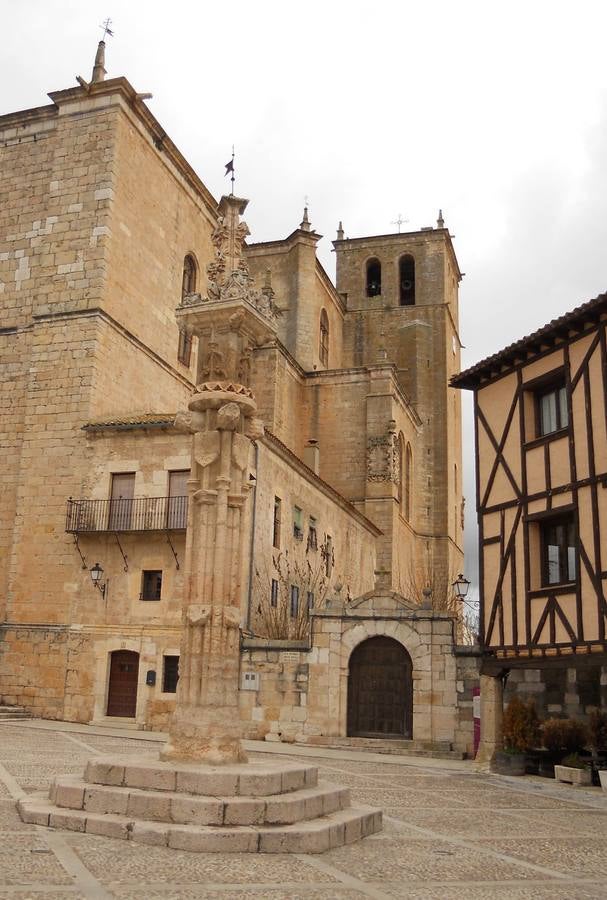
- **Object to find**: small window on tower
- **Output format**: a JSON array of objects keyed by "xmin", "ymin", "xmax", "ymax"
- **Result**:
[
  {"xmin": 399, "ymin": 255, "xmax": 415, "ymax": 306},
  {"xmin": 366, "ymin": 258, "xmax": 381, "ymax": 297}
]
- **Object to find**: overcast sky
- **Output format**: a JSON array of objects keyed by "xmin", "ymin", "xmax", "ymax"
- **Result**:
[{"xmin": 3, "ymin": 0, "xmax": 607, "ymax": 598}]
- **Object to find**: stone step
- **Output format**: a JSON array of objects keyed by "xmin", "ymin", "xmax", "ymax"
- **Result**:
[
  {"xmin": 85, "ymin": 755, "xmax": 318, "ymax": 796},
  {"xmin": 18, "ymin": 793, "xmax": 381, "ymax": 853},
  {"xmin": 51, "ymin": 774, "xmax": 350, "ymax": 826},
  {"xmin": 311, "ymin": 737, "xmax": 464, "ymax": 759},
  {"xmin": 0, "ymin": 706, "xmax": 31, "ymax": 721},
  {"xmin": 89, "ymin": 717, "xmax": 140, "ymax": 730}
]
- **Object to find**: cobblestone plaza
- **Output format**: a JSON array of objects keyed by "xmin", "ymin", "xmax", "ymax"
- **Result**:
[{"xmin": 0, "ymin": 721, "xmax": 606, "ymax": 898}]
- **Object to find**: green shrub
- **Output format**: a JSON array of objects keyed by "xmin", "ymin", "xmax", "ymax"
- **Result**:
[
  {"xmin": 587, "ymin": 708, "xmax": 607, "ymax": 753},
  {"xmin": 541, "ymin": 718, "xmax": 588, "ymax": 754},
  {"xmin": 502, "ymin": 696, "xmax": 540, "ymax": 752},
  {"xmin": 561, "ymin": 752, "xmax": 588, "ymax": 769}
]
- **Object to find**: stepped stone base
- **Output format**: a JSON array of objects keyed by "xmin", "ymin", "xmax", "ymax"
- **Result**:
[
  {"xmin": 18, "ymin": 753, "xmax": 381, "ymax": 853},
  {"xmin": 0, "ymin": 705, "xmax": 31, "ymax": 721}
]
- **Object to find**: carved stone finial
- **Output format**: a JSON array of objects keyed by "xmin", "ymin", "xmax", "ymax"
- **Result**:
[
  {"xmin": 180, "ymin": 195, "xmax": 278, "ymax": 324},
  {"xmin": 300, "ymin": 207, "xmax": 311, "ymax": 232},
  {"xmin": 437, "ymin": 209, "xmax": 445, "ymax": 229},
  {"xmin": 91, "ymin": 40, "xmax": 107, "ymax": 83},
  {"xmin": 336, "ymin": 221, "xmax": 344, "ymax": 240}
]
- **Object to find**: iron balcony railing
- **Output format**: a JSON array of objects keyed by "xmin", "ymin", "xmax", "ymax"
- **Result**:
[{"xmin": 65, "ymin": 496, "xmax": 188, "ymax": 534}]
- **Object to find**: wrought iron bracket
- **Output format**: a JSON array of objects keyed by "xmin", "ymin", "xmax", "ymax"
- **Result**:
[
  {"xmin": 113, "ymin": 533, "xmax": 128, "ymax": 571},
  {"xmin": 73, "ymin": 535, "xmax": 87, "ymax": 570},
  {"xmin": 165, "ymin": 531, "xmax": 180, "ymax": 570}
]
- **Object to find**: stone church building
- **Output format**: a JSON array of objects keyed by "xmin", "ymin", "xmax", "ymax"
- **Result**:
[{"xmin": 0, "ymin": 45, "xmax": 477, "ymax": 754}]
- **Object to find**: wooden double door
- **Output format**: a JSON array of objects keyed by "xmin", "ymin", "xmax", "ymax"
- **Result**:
[
  {"xmin": 107, "ymin": 650, "xmax": 139, "ymax": 717},
  {"xmin": 347, "ymin": 636, "xmax": 413, "ymax": 738}
]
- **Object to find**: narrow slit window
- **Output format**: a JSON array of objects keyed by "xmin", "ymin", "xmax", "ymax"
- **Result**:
[
  {"xmin": 290, "ymin": 585, "xmax": 300, "ymax": 618},
  {"xmin": 273, "ymin": 497, "xmax": 282, "ymax": 549},
  {"xmin": 319, "ymin": 309, "xmax": 329, "ymax": 367}
]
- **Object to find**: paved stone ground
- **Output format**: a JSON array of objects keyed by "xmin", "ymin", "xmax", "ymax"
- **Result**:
[{"xmin": 1, "ymin": 722, "xmax": 607, "ymax": 899}]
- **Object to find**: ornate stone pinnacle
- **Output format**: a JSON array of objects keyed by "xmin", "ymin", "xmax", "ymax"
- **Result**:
[
  {"xmin": 180, "ymin": 195, "xmax": 278, "ymax": 325},
  {"xmin": 300, "ymin": 206, "xmax": 311, "ymax": 232}
]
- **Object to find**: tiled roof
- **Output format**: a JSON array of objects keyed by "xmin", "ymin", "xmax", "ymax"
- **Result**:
[
  {"xmin": 83, "ymin": 414, "xmax": 175, "ymax": 430},
  {"xmin": 452, "ymin": 291, "xmax": 607, "ymax": 389}
]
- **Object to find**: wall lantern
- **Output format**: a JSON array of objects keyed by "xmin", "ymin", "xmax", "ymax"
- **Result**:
[
  {"xmin": 452, "ymin": 573, "xmax": 471, "ymax": 600},
  {"xmin": 90, "ymin": 562, "xmax": 107, "ymax": 598}
]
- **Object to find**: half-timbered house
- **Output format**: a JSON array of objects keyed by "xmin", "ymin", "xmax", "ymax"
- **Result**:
[{"xmin": 453, "ymin": 292, "xmax": 607, "ymax": 760}]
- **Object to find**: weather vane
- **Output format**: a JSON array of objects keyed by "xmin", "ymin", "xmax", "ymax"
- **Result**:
[
  {"xmin": 391, "ymin": 213, "xmax": 408, "ymax": 233},
  {"xmin": 224, "ymin": 146, "xmax": 235, "ymax": 196},
  {"xmin": 100, "ymin": 18, "xmax": 114, "ymax": 39}
]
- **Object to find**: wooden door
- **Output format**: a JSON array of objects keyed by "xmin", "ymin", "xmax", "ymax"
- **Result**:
[
  {"xmin": 108, "ymin": 473, "xmax": 135, "ymax": 531},
  {"xmin": 167, "ymin": 470, "xmax": 189, "ymax": 529},
  {"xmin": 106, "ymin": 650, "xmax": 139, "ymax": 717},
  {"xmin": 347, "ymin": 636, "xmax": 412, "ymax": 738}
]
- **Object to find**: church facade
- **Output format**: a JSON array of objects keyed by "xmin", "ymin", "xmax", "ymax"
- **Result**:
[{"xmin": 0, "ymin": 47, "xmax": 477, "ymax": 754}]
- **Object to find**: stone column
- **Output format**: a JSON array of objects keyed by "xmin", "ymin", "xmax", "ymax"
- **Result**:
[
  {"xmin": 162, "ymin": 194, "xmax": 278, "ymax": 765},
  {"xmin": 475, "ymin": 672, "xmax": 503, "ymax": 764}
]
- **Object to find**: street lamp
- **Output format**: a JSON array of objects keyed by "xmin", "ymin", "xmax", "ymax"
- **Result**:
[
  {"xmin": 90, "ymin": 562, "xmax": 107, "ymax": 598},
  {"xmin": 452, "ymin": 573, "xmax": 470, "ymax": 601}
]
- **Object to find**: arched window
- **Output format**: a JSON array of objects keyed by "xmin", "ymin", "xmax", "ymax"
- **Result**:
[
  {"xmin": 399, "ymin": 255, "xmax": 415, "ymax": 306},
  {"xmin": 182, "ymin": 254, "xmax": 197, "ymax": 298},
  {"xmin": 319, "ymin": 309, "xmax": 329, "ymax": 367},
  {"xmin": 404, "ymin": 443, "xmax": 412, "ymax": 521},
  {"xmin": 366, "ymin": 258, "xmax": 381, "ymax": 297},
  {"xmin": 178, "ymin": 255, "xmax": 197, "ymax": 366}
]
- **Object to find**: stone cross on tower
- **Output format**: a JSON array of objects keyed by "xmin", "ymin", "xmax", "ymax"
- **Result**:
[{"xmin": 162, "ymin": 195, "xmax": 278, "ymax": 764}]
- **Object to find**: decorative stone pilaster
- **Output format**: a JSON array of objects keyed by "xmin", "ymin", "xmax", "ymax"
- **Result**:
[{"xmin": 162, "ymin": 195, "xmax": 277, "ymax": 764}]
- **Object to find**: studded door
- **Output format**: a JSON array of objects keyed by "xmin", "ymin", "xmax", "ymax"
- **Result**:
[{"xmin": 347, "ymin": 636, "xmax": 412, "ymax": 738}]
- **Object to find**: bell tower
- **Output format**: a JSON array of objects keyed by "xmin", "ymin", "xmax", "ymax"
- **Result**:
[{"xmin": 334, "ymin": 214, "xmax": 464, "ymax": 599}]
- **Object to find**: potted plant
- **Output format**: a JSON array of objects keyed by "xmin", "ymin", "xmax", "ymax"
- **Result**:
[
  {"xmin": 541, "ymin": 717, "xmax": 588, "ymax": 778},
  {"xmin": 491, "ymin": 696, "xmax": 540, "ymax": 776},
  {"xmin": 587, "ymin": 708, "xmax": 607, "ymax": 790},
  {"xmin": 554, "ymin": 752, "xmax": 592, "ymax": 786}
]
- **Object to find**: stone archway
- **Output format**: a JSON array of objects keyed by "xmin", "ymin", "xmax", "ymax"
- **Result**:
[
  {"xmin": 347, "ymin": 636, "xmax": 413, "ymax": 738},
  {"xmin": 107, "ymin": 650, "xmax": 139, "ymax": 717}
]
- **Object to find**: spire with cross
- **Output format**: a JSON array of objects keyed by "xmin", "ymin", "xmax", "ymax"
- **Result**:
[
  {"xmin": 100, "ymin": 17, "xmax": 114, "ymax": 39},
  {"xmin": 391, "ymin": 213, "xmax": 409, "ymax": 233}
]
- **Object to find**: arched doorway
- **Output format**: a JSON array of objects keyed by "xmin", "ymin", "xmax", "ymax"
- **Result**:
[
  {"xmin": 347, "ymin": 636, "xmax": 412, "ymax": 738},
  {"xmin": 107, "ymin": 650, "xmax": 139, "ymax": 717}
]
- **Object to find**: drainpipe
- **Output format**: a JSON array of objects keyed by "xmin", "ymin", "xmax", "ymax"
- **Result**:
[{"xmin": 246, "ymin": 441, "xmax": 259, "ymax": 632}]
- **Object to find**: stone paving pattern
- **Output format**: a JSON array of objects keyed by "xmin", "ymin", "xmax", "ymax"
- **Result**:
[{"xmin": 1, "ymin": 722, "xmax": 607, "ymax": 898}]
